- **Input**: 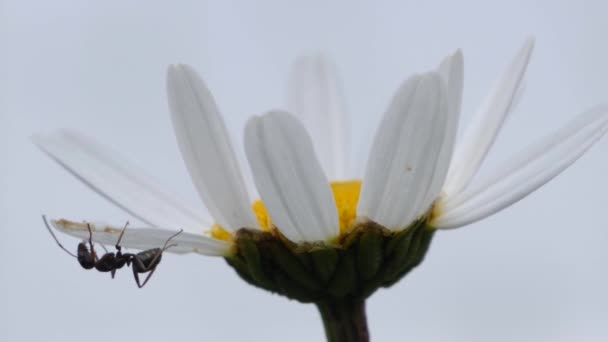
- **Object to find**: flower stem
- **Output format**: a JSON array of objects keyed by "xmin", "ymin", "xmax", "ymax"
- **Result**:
[{"xmin": 316, "ymin": 299, "xmax": 369, "ymax": 342}]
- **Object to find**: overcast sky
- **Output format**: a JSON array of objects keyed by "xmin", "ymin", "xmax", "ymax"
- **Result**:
[{"xmin": 1, "ymin": 1, "xmax": 608, "ymax": 341}]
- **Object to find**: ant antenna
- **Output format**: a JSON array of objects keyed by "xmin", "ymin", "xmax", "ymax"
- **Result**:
[
  {"xmin": 163, "ymin": 243, "xmax": 179, "ymax": 251},
  {"xmin": 42, "ymin": 215, "xmax": 77, "ymax": 258},
  {"xmin": 161, "ymin": 229, "xmax": 184, "ymax": 251}
]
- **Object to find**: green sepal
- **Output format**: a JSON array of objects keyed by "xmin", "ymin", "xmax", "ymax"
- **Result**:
[
  {"xmin": 238, "ymin": 239, "xmax": 274, "ymax": 289},
  {"xmin": 225, "ymin": 257, "xmax": 252, "ymax": 283},
  {"xmin": 310, "ymin": 247, "xmax": 340, "ymax": 283},
  {"xmin": 382, "ymin": 225, "xmax": 435, "ymax": 287},
  {"xmin": 274, "ymin": 272, "xmax": 318, "ymax": 303},
  {"xmin": 327, "ymin": 250, "xmax": 357, "ymax": 298},
  {"xmin": 383, "ymin": 225, "xmax": 417, "ymax": 278},
  {"xmin": 225, "ymin": 256, "xmax": 275, "ymax": 293},
  {"xmin": 268, "ymin": 242, "xmax": 320, "ymax": 291},
  {"xmin": 357, "ymin": 230, "xmax": 383, "ymax": 281},
  {"xmin": 296, "ymin": 251, "xmax": 313, "ymax": 271}
]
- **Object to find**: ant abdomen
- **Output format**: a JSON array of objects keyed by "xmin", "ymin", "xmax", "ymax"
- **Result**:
[{"xmin": 134, "ymin": 248, "xmax": 162, "ymax": 271}]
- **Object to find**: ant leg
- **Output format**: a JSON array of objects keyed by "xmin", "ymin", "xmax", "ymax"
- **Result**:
[
  {"xmin": 130, "ymin": 256, "xmax": 157, "ymax": 288},
  {"xmin": 132, "ymin": 270, "xmax": 140, "ymax": 287},
  {"xmin": 132, "ymin": 266, "xmax": 143, "ymax": 288},
  {"xmin": 138, "ymin": 266, "xmax": 157, "ymax": 288},
  {"xmin": 42, "ymin": 215, "xmax": 77, "ymax": 258},
  {"xmin": 114, "ymin": 221, "xmax": 130, "ymax": 252},
  {"xmin": 130, "ymin": 260, "xmax": 156, "ymax": 288},
  {"xmin": 86, "ymin": 222, "xmax": 98, "ymax": 262}
]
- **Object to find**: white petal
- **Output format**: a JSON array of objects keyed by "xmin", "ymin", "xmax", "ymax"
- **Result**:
[
  {"xmin": 286, "ymin": 54, "xmax": 349, "ymax": 180},
  {"xmin": 167, "ymin": 64, "xmax": 258, "ymax": 231},
  {"xmin": 434, "ymin": 105, "xmax": 608, "ymax": 229},
  {"xmin": 438, "ymin": 49, "xmax": 464, "ymax": 118},
  {"xmin": 443, "ymin": 37, "xmax": 535, "ymax": 196},
  {"xmin": 33, "ymin": 130, "xmax": 211, "ymax": 234},
  {"xmin": 244, "ymin": 111, "xmax": 339, "ymax": 242},
  {"xmin": 358, "ymin": 72, "xmax": 449, "ymax": 230},
  {"xmin": 422, "ymin": 50, "xmax": 464, "ymax": 210},
  {"xmin": 50, "ymin": 218, "xmax": 231, "ymax": 256}
]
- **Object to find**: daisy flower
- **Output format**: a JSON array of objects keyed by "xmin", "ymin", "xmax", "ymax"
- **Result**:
[{"xmin": 35, "ymin": 37, "xmax": 608, "ymax": 342}]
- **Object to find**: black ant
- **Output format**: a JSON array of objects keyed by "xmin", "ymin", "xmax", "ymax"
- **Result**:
[{"xmin": 42, "ymin": 215, "xmax": 182, "ymax": 288}]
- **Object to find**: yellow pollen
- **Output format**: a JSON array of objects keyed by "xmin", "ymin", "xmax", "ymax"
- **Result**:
[
  {"xmin": 252, "ymin": 200, "xmax": 272, "ymax": 232},
  {"xmin": 330, "ymin": 180, "xmax": 362, "ymax": 234},
  {"xmin": 210, "ymin": 224, "xmax": 232, "ymax": 242},
  {"xmin": 210, "ymin": 180, "xmax": 362, "ymax": 240},
  {"xmin": 246, "ymin": 180, "xmax": 362, "ymax": 236}
]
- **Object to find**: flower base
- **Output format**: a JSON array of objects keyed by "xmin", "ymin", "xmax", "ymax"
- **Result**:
[
  {"xmin": 226, "ymin": 220, "xmax": 435, "ymax": 302},
  {"xmin": 225, "ymin": 220, "xmax": 435, "ymax": 340}
]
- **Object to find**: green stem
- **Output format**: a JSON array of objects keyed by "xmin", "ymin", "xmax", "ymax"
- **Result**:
[{"xmin": 316, "ymin": 299, "xmax": 369, "ymax": 342}]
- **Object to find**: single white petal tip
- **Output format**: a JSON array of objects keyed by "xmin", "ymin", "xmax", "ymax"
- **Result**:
[
  {"xmin": 358, "ymin": 71, "xmax": 450, "ymax": 231},
  {"xmin": 427, "ymin": 49, "xmax": 464, "ymax": 212},
  {"xmin": 167, "ymin": 63, "xmax": 259, "ymax": 232},
  {"xmin": 245, "ymin": 110, "xmax": 340, "ymax": 243},
  {"xmin": 287, "ymin": 54, "xmax": 349, "ymax": 181},
  {"xmin": 443, "ymin": 37, "xmax": 535, "ymax": 197},
  {"xmin": 51, "ymin": 219, "xmax": 231, "ymax": 256},
  {"xmin": 434, "ymin": 104, "xmax": 608, "ymax": 229}
]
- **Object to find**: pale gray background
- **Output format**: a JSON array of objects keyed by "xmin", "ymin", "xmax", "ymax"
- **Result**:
[{"xmin": 1, "ymin": 0, "xmax": 608, "ymax": 341}]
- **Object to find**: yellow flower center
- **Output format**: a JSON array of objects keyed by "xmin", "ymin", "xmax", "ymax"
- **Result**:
[
  {"xmin": 211, "ymin": 180, "xmax": 362, "ymax": 241},
  {"xmin": 329, "ymin": 180, "xmax": 362, "ymax": 234}
]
